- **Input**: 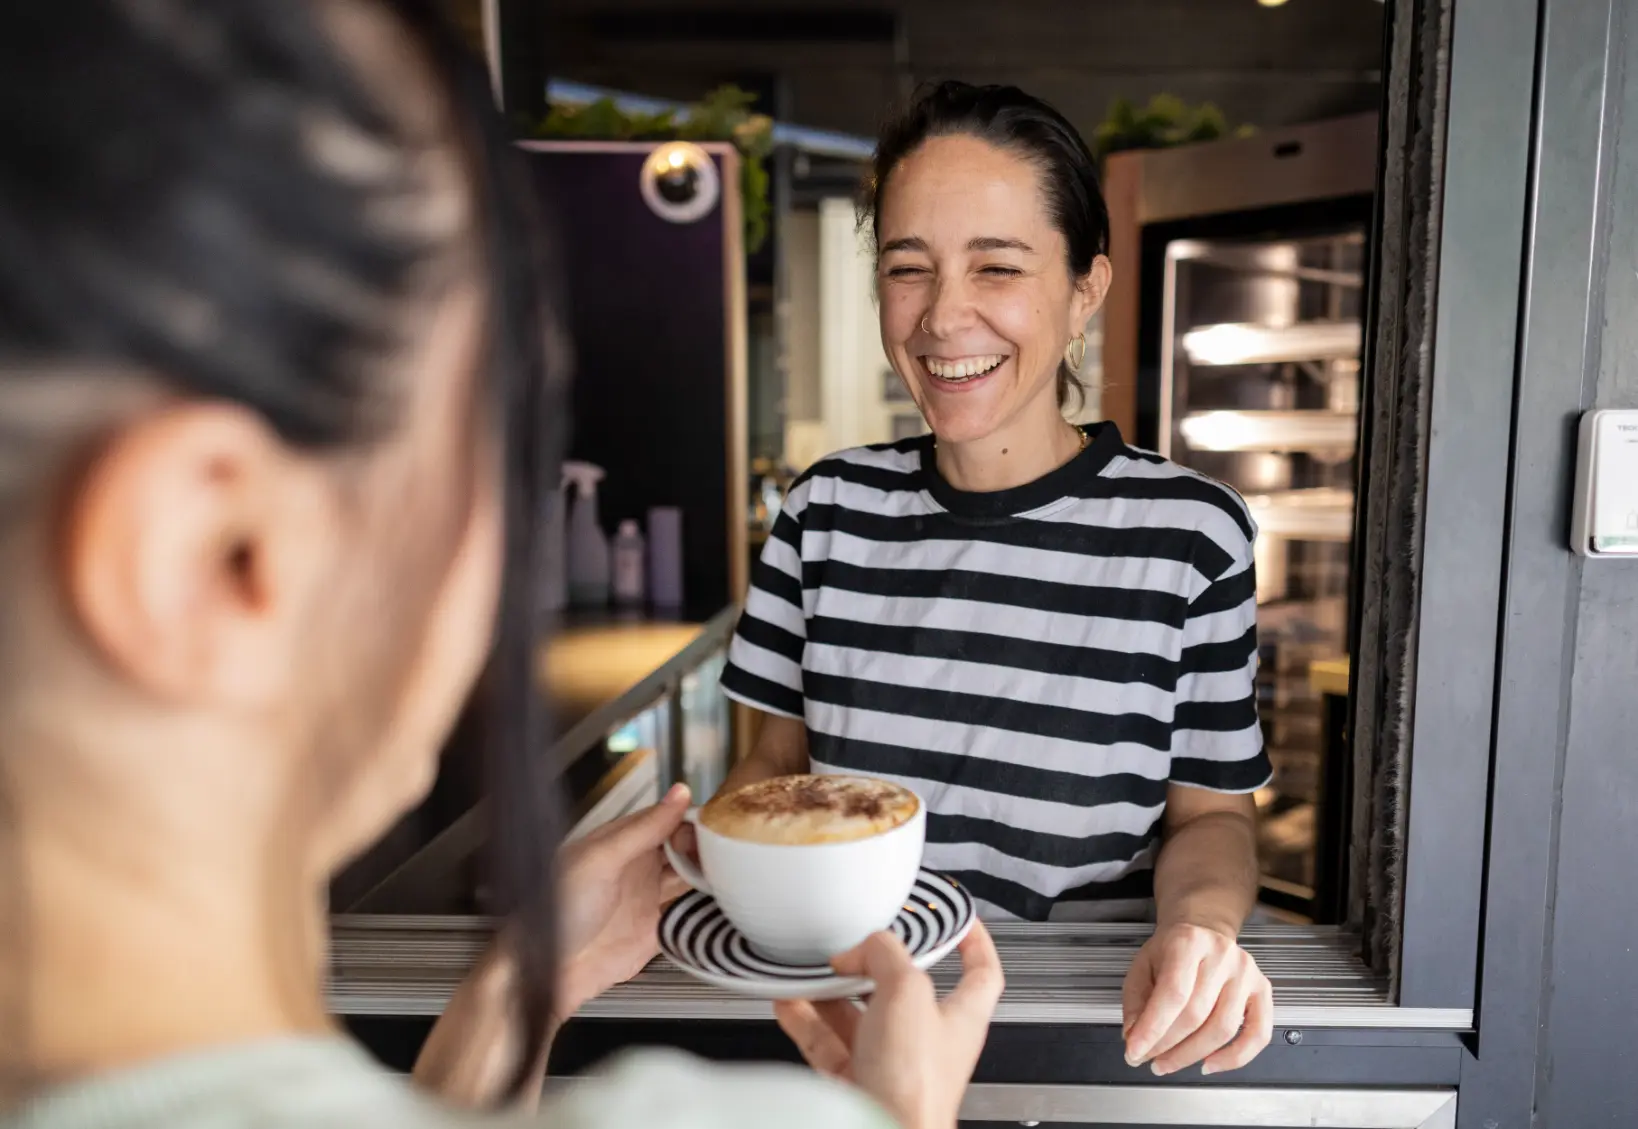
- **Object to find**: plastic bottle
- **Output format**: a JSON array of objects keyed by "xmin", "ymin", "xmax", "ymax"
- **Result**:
[
  {"xmin": 611, "ymin": 519, "xmax": 646, "ymax": 607},
  {"xmin": 647, "ymin": 506, "xmax": 684, "ymax": 610},
  {"xmin": 562, "ymin": 461, "xmax": 610, "ymax": 608}
]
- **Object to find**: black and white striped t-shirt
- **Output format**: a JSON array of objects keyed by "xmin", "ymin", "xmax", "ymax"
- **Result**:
[{"xmin": 719, "ymin": 423, "xmax": 1272, "ymax": 923}]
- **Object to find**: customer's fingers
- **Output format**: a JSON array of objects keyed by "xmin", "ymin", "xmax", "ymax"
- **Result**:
[
  {"xmin": 658, "ymin": 864, "xmax": 691, "ymax": 903},
  {"xmin": 810, "ymin": 999, "xmax": 864, "ymax": 1046},
  {"xmin": 942, "ymin": 921, "xmax": 1005, "ymax": 1027},
  {"xmin": 670, "ymin": 821, "xmax": 698, "ymax": 863},
  {"xmin": 832, "ymin": 931, "xmax": 920, "ymax": 994},
  {"xmin": 774, "ymin": 1000, "xmax": 854, "ymax": 1079},
  {"xmin": 593, "ymin": 784, "xmax": 691, "ymax": 856}
]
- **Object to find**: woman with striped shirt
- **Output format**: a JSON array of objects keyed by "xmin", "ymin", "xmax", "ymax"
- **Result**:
[{"xmin": 717, "ymin": 82, "xmax": 1276, "ymax": 1079}]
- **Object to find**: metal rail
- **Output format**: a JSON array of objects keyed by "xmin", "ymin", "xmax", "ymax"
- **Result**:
[{"xmin": 342, "ymin": 607, "xmax": 739, "ymax": 913}]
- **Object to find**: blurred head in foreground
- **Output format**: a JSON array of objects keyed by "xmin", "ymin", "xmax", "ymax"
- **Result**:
[{"xmin": 0, "ymin": 0, "xmax": 564, "ymax": 1100}]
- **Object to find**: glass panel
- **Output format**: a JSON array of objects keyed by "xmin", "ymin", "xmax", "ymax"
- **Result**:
[
  {"xmin": 1159, "ymin": 231, "xmax": 1365, "ymax": 920},
  {"xmin": 677, "ymin": 649, "xmax": 732, "ymax": 798}
]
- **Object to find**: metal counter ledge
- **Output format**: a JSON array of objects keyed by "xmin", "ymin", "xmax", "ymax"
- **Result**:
[{"xmin": 329, "ymin": 915, "xmax": 1467, "ymax": 1032}]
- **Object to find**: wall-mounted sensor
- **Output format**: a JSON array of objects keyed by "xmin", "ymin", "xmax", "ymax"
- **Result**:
[
  {"xmin": 640, "ymin": 142, "xmax": 720, "ymax": 224},
  {"xmin": 1570, "ymin": 408, "xmax": 1638, "ymax": 557}
]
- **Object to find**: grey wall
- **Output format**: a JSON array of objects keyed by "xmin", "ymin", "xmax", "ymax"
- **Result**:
[
  {"xmin": 539, "ymin": 0, "xmax": 1386, "ymax": 139},
  {"xmin": 1529, "ymin": 0, "xmax": 1638, "ymax": 1120},
  {"xmin": 1454, "ymin": 0, "xmax": 1638, "ymax": 1124}
]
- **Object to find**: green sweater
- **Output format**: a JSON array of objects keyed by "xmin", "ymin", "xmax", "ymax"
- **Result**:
[{"xmin": 4, "ymin": 1039, "xmax": 895, "ymax": 1129}]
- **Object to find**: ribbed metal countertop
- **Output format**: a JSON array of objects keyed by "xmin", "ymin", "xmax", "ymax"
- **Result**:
[{"xmin": 329, "ymin": 915, "xmax": 1471, "ymax": 1030}]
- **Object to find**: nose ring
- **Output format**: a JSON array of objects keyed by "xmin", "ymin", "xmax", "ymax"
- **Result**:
[{"xmin": 921, "ymin": 315, "xmax": 931, "ymax": 334}]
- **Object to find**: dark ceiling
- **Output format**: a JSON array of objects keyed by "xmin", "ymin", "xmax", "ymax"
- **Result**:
[{"xmin": 508, "ymin": 0, "xmax": 1386, "ymax": 142}]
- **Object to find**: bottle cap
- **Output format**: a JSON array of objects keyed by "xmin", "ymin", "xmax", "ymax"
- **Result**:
[{"xmin": 618, "ymin": 519, "xmax": 639, "ymax": 536}]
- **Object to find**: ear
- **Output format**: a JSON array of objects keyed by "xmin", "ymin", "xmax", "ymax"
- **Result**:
[
  {"xmin": 63, "ymin": 402, "xmax": 340, "ymax": 707},
  {"xmin": 1072, "ymin": 254, "xmax": 1114, "ymax": 327}
]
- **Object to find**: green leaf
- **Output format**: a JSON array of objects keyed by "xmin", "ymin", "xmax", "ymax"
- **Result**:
[{"xmin": 1093, "ymin": 94, "xmax": 1253, "ymax": 164}]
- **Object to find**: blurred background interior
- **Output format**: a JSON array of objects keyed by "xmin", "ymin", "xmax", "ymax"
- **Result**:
[
  {"xmin": 426, "ymin": 0, "xmax": 1392, "ymax": 924},
  {"xmin": 312, "ymin": 5, "xmax": 1638, "ymax": 1121}
]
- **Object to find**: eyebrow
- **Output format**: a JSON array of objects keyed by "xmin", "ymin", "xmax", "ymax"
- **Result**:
[{"xmin": 880, "ymin": 235, "xmax": 1037, "ymax": 255}]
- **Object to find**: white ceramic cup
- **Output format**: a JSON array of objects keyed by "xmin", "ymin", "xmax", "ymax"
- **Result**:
[{"xmin": 663, "ymin": 798, "xmax": 926, "ymax": 965}]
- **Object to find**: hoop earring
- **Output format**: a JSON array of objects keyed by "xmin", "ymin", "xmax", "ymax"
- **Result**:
[{"xmin": 1065, "ymin": 333, "xmax": 1088, "ymax": 373}]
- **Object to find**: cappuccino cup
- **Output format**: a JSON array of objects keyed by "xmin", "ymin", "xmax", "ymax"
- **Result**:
[{"xmin": 663, "ymin": 774, "xmax": 925, "ymax": 965}]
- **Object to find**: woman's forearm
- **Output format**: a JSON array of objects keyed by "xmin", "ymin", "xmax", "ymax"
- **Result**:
[
  {"xmin": 1152, "ymin": 809, "xmax": 1259, "ymax": 939},
  {"xmin": 718, "ymin": 711, "xmax": 810, "ymax": 796}
]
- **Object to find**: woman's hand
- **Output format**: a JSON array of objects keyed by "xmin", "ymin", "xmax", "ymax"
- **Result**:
[
  {"xmin": 555, "ymin": 782, "xmax": 693, "ymax": 1015},
  {"xmin": 1121, "ymin": 922, "xmax": 1272, "ymax": 1077},
  {"xmin": 412, "ymin": 786, "xmax": 691, "ymax": 1109},
  {"xmin": 773, "ymin": 922, "xmax": 1005, "ymax": 1129}
]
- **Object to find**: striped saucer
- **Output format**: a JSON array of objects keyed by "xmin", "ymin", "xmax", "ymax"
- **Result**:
[{"xmin": 657, "ymin": 868, "xmax": 976, "ymax": 1001}]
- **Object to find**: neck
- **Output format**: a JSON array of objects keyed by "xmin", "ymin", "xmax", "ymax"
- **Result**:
[
  {"xmin": 935, "ymin": 406, "xmax": 1085, "ymax": 494},
  {"xmin": 0, "ymin": 809, "xmax": 331, "ymax": 1105}
]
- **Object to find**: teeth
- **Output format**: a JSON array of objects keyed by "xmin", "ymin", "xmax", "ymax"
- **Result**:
[{"xmin": 925, "ymin": 355, "xmax": 1005, "ymax": 382}]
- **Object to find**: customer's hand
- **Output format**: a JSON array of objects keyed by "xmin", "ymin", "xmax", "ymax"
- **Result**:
[
  {"xmin": 412, "ymin": 786, "xmax": 691, "ymax": 1110},
  {"xmin": 668, "ymin": 819, "xmax": 700, "ymax": 868},
  {"xmin": 774, "ymin": 922, "xmax": 1004, "ymax": 1129},
  {"xmin": 555, "ymin": 782, "xmax": 693, "ymax": 1015},
  {"xmin": 1121, "ymin": 922, "xmax": 1272, "ymax": 1077}
]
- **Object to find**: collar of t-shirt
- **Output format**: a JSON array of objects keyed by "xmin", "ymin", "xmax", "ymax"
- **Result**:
[{"xmin": 918, "ymin": 421, "xmax": 1125, "ymax": 521}]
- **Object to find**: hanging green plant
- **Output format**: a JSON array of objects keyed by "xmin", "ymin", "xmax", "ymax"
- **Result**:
[
  {"xmin": 1092, "ymin": 94, "xmax": 1255, "ymax": 163},
  {"xmin": 532, "ymin": 85, "xmax": 774, "ymax": 253}
]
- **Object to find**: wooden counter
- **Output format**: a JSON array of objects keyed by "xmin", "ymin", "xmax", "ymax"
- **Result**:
[{"xmin": 538, "ymin": 617, "xmax": 708, "ymax": 722}]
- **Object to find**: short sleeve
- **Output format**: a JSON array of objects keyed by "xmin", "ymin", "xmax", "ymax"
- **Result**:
[
  {"xmin": 1170, "ymin": 533, "xmax": 1274, "ymax": 793},
  {"xmin": 719, "ymin": 473, "xmax": 812, "ymax": 720},
  {"xmin": 538, "ymin": 1049, "xmax": 896, "ymax": 1129}
]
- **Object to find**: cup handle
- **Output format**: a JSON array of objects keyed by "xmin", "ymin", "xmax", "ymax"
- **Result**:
[{"xmin": 663, "ymin": 808, "xmax": 713, "ymax": 895}]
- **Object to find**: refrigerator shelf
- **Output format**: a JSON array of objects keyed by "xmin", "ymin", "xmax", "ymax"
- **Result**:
[
  {"xmin": 1178, "ymin": 409, "xmax": 1358, "ymax": 453},
  {"xmin": 1181, "ymin": 319, "xmax": 1362, "ymax": 367},
  {"xmin": 1246, "ymin": 487, "xmax": 1356, "ymax": 541}
]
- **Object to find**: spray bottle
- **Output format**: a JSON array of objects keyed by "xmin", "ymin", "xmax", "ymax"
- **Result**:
[{"xmin": 562, "ymin": 461, "xmax": 610, "ymax": 608}]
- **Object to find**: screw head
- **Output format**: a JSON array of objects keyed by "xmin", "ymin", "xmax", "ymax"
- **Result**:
[{"xmin": 1284, "ymin": 1029, "xmax": 1304, "ymax": 1046}]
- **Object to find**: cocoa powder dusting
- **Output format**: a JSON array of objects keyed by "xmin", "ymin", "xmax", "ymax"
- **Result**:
[{"xmin": 718, "ymin": 775, "xmax": 902, "ymax": 821}]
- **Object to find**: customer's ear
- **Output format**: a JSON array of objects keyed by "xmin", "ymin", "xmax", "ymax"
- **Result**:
[{"xmin": 62, "ymin": 402, "xmax": 340, "ymax": 707}]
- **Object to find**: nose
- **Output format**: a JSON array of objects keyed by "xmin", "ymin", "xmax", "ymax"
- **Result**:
[{"xmin": 920, "ymin": 275, "xmax": 976, "ymax": 339}]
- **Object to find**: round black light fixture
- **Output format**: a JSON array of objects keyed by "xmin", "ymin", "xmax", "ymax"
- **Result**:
[{"xmin": 640, "ymin": 142, "xmax": 721, "ymax": 224}]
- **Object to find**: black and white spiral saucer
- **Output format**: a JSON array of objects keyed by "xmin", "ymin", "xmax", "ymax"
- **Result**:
[{"xmin": 657, "ymin": 868, "xmax": 976, "ymax": 1000}]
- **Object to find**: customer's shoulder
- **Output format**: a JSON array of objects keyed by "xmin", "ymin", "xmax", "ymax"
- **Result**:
[{"xmin": 538, "ymin": 1049, "xmax": 894, "ymax": 1129}]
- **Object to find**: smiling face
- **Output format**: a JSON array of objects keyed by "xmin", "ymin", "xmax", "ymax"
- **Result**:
[{"xmin": 875, "ymin": 133, "xmax": 1109, "ymax": 448}]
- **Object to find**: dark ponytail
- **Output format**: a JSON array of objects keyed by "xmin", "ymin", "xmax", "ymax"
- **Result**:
[{"xmin": 315, "ymin": 2, "xmax": 571, "ymax": 1100}]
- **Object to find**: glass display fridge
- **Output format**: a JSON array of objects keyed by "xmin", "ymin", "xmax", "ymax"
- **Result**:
[
  {"xmin": 1160, "ymin": 230, "xmax": 1365, "ymax": 918},
  {"xmin": 1101, "ymin": 114, "xmax": 1378, "ymax": 921}
]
